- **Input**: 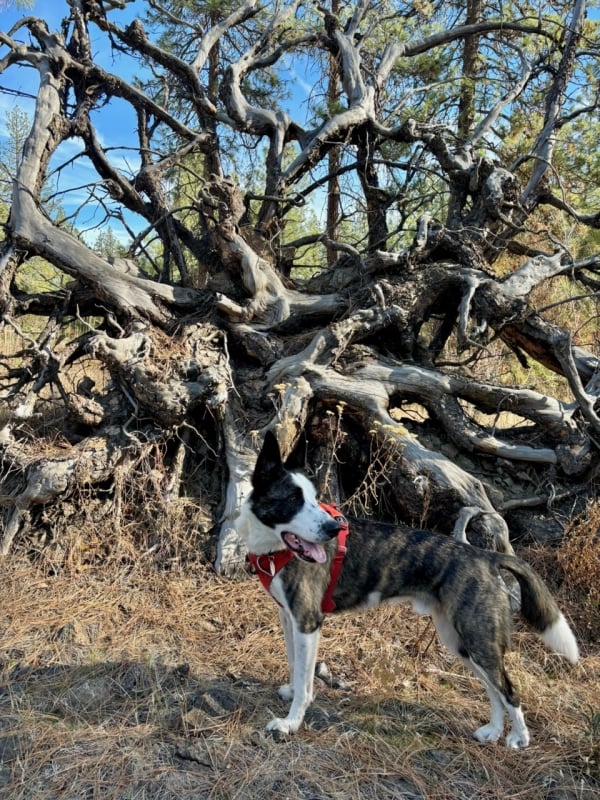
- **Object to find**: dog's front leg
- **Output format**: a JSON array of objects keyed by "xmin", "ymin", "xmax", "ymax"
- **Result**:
[
  {"xmin": 267, "ymin": 623, "xmax": 320, "ymax": 735},
  {"xmin": 277, "ymin": 607, "xmax": 295, "ymax": 703}
]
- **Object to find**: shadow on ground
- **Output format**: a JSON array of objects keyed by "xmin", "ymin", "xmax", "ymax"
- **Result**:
[{"xmin": 1, "ymin": 657, "xmax": 598, "ymax": 800}]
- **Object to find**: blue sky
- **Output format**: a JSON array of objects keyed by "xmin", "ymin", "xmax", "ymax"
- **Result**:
[
  {"xmin": 2, "ymin": 1, "xmax": 597, "ymax": 246},
  {"xmin": 0, "ymin": 0, "xmax": 317, "ymax": 242},
  {"xmin": 0, "ymin": 0, "xmax": 321, "ymax": 244},
  {"xmin": 0, "ymin": 0, "xmax": 144, "ymax": 116},
  {"xmin": 0, "ymin": 0, "xmax": 148, "ymax": 241}
]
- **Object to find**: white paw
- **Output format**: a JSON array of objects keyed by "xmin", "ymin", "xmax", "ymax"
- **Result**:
[
  {"xmin": 266, "ymin": 716, "xmax": 300, "ymax": 735},
  {"xmin": 277, "ymin": 684, "xmax": 294, "ymax": 702},
  {"xmin": 505, "ymin": 730, "xmax": 530, "ymax": 750},
  {"xmin": 474, "ymin": 723, "xmax": 503, "ymax": 744}
]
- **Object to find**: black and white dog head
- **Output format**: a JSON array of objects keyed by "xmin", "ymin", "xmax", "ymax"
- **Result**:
[{"xmin": 240, "ymin": 431, "xmax": 341, "ymax": 562}]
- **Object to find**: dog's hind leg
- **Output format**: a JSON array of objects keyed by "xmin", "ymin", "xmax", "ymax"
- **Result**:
[
  {"xmin": 504, "ymin": 700, "xmax": 529, "ymax": 749},
  {"xmin": 466, "ymin": 658, "xmax": 530, "ymax": 749},
  {"xmin": 267, "ymin": 623, "xmax": 321, "ymax": 735},
  {"xmin": 465, "ymin": 659, "xmax": 506, "ymax": 744},
  {"xmin": 431, "ymin": 611, "xmax": 510, "ymax": 744}
]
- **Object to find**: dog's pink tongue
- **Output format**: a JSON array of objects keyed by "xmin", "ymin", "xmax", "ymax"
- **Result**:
[
  {"xmin": 282, "ymin": 532, "xmax": 328, "ymax": 563},
  {"xmin": 303, "ymin": 541, "xmax": 327, "ymax": 563}
]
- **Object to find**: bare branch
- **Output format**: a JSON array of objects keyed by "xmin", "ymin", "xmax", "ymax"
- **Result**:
[{"xmin": 519, "ymin": 0, "xmax": 587, "ymax": 204}]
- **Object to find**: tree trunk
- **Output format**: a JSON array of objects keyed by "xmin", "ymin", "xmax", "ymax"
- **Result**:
[{"xmin": 0, "ymin": 1, "xmax": 598, "ymax": 575}]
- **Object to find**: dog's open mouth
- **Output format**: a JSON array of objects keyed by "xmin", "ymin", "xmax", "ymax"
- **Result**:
[{"xmin": 282, "ymin": 532, "xmax": 327, "ymax": 564}]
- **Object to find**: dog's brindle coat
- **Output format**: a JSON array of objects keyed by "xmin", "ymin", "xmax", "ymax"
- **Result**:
[{"xmin": 237, "ymin": 432, "xmax": 579, "ymax": 749}]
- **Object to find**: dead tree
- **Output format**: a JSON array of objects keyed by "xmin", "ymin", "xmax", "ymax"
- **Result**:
[{"xmin": 0, "ymin": 0, "xmax": 599, "ymax": 573}]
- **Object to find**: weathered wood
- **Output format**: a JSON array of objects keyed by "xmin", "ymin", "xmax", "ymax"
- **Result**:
[
  {"xmin": 0, "ymin": 1, "xmax": 598, "ymax": 575},
  {"xmin": 0, "ymin": 434, "xmax": 125, "ymax": 555}
]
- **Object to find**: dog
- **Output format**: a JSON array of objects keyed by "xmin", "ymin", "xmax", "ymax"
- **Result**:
[{"xmin": 236, "ymin": 431, "xmax": 579, "ymax": 749}]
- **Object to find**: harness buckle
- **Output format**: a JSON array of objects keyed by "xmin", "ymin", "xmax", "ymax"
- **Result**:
[{"xmin": 255, "ymin": 554, "xmax": 276, "ymax": 577}]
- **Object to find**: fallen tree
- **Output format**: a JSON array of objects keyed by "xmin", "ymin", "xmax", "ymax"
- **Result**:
[{"xmin": 0, "ymin": 0, "xmax": 599, "ymax": 572}]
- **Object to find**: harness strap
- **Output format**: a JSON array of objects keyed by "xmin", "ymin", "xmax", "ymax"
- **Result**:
[
  {"xmin": 248, "ymin": 549, "xmax": 294, "ymax": 602},
  {"xmin": 248, "ymin": 503, "xmax": 349, "ymax": 614},
  {"xmin": 318, "ymin": 503, "xmax": 349, "ymax": 613}
]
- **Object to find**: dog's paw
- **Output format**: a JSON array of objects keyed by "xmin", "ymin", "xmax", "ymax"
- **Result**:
[
  {"xmin": 505, "ymin": 729, "xmax": 530, "ymax": 750},
  {"xmin": 266, "ymin": 717, "xmax": 300, "ymax": 736},
  {"xmin": 474, "ymin": 723, "xmax": 503, "ymax": 744},
  {"xmin": 277, "ymin": 684, "xmax": 294, "ymax": 702}
]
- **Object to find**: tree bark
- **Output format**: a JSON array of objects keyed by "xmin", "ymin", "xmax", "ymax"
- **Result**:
[{"xmin": 0, "ymin": 1, "xmax": 599, "ymax": 574}]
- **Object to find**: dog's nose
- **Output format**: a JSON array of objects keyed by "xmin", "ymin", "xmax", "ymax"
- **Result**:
[{"xmin": 322, "ymin": 516, "xmax": 342, "ymax": 538}]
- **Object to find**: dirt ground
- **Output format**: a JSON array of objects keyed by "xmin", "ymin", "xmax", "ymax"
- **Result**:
[{"xmin": 0, "ymin": 556, "xmax": 598, "ymax": 800}]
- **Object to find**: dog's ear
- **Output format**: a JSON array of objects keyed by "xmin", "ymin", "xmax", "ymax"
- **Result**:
[{"xmin": 253, "ymin": 430, "xmax": 284, "ymax": 491}]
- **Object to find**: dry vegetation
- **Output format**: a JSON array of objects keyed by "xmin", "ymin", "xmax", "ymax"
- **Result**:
[
  {"xmin": 0, "ymin": 511, "xmax": 599, "ymax": 800},
  {"xmin": 558, "ymin": 504, "xmax": 600, "ymax": 615},
  {"xmin": 1, "ymin": 330, "xmax": 599, "ymax": 797},
  {"xmin": 2, "ymin": 3, "xmax": 600, "ymax": 794}
]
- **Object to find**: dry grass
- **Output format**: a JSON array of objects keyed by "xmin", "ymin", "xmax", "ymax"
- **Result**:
[
  {"xmin": 1, "ymin": 548, "xmax": 598, "ymax": 800},
  {"xmin": 558, "ymin": 501, "xmax": 600, "ymax": 615}
]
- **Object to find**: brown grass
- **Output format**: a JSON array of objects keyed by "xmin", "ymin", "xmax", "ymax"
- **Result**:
[
  {"xmin": 558, "ymin": 500, "xmax": 600, "ymax": 611},
  {"xmin": 1, "ymin": 547, "xmax": 599, "ymax": 800}
]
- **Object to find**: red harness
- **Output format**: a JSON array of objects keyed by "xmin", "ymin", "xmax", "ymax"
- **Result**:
[{"xmin": 248, "ymin": 503, "xmax": 349, "ymax": 614}]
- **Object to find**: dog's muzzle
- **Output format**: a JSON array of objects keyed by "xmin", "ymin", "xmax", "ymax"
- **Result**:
[{"xmin": 280, "ymin": 514, "xmax": 343, "ymax": 563}]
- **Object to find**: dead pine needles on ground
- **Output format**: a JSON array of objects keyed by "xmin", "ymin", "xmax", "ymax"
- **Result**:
[{"xmin": 0, "ymin": 525, "xmax": 599, "ymax": 800}]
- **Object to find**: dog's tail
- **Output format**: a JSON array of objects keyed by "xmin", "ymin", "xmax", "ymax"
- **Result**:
[{"xmin": 496, "ymin": 555, "xmax": 579, "ymax": 664}]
